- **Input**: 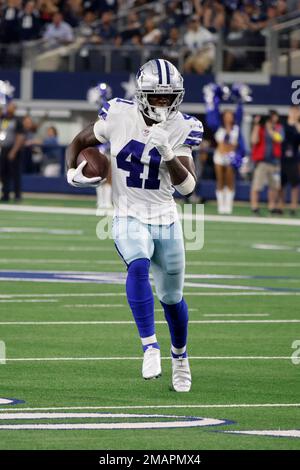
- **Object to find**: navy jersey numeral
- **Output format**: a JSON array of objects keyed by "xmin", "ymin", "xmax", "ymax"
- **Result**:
[{"xmin": 116, "ymin": 139, "xmax": 161, "ymax": 189}]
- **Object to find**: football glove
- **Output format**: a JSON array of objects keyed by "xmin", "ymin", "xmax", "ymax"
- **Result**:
[
  {"xmin": 67, "ymin": 160, "xmax": 104, "ymax": 188},
  {"xmin": 148, "ymin": 123, "xmax": 174, "ymax": 161}
]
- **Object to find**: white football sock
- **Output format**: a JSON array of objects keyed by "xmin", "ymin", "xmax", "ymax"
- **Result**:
[
  {"xmin": 223, "ymin": 187, "xmax": 235, "ymax": 214},
  {"xmin": 216, "ymin": 189, "xmax": 225, "ymax": 214}
]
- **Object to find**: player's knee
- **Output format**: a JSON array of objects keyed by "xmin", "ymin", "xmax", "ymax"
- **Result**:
[
  {"xmin": 127, "ymin": 258, "xmax": 150, "ymax": 279},
  {"xmin": 158, "ymin": 290, "xmax": 182, "ymax": 305}
]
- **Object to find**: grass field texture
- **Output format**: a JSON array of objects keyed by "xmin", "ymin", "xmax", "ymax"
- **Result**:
[{"xmin": 0, "ymin": 196, "xmax": 299, "ymax": 450}]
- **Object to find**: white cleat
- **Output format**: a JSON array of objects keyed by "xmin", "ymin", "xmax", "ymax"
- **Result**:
[
  {"xmin": 142, "ymin": 346, "xmax": 161, "ymax": 380},
  {"xmin": 172, "ymin": 357, "xmax": 192, "ymax": 392}
]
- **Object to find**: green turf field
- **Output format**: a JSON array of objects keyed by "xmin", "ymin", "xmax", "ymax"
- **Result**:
[{"xmin": 0, "ymin": 196, "xmax": 300, "ymax": 450}]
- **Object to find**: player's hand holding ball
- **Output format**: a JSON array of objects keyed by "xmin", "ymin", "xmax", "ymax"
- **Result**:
[
  {"xmin": 67, "ymin": 161, "xmax": 103, "ymax": 188},
  {"xmin": 149, "ymin": 123, "xmax": 175, "ymax": 162},
  {"xmin": 67, "ymin": 147, "xmax": 109, "ymax": 188}
]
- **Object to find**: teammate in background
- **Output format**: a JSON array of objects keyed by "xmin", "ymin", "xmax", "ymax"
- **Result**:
[
  {"xmin": 250, "ymin": 111, "xmax": 284, "ymax": 215},
  {"xmin": 66, "ymin": 60, "xmax": 203, "ymax": 392},
  {"xmin": 278, "ymin": 106, "xmax": 300, "ymax": 215},
  {"xmin": 204, "ymin": 83, "xmax": 247, "ymax": 214}
]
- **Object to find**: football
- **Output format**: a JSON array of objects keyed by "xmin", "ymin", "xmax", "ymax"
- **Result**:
[{"xmin": 76, "ymin": 147, "xmax": 109, "ymax": 179}]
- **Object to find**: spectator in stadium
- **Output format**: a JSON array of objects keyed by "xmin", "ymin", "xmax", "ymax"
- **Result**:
[
  {"xmin": 250, "ymin": 111, "xmax": 284, "ymax": 215},
  {"xmin": 119, "ymin": 11, "xmax": 141, "ymax": 44},
  {"xmin": 163, "ymin": 1, "xmax": 187, "ymax": 29},
  {"xmin": 278, "ymin": 106, "xmax": 300, "ymax": 215},
  {"xmin": 287, "ymin": 0, "xmax": 300, "ymax": 12},
  {"xmin": 96, "ymin": 11, "xmax": 118, "ymax": 44},
  {"xmin": 201, "ymin": 0, "xmax": 225, "ymax": 33},
  {"xmin": 141, "ymin": 17, "xmax": 162, "ymax": 46},
  {"xmin": 225, "ymin": 11, "xmax": 249, "ymax": 71},
  {"xmin": 43, "ymin": 11, "xmax": 74, "ymax": 46},
  {"xmin": 22, "ymin": 115, "xmax": 41, "ymax": 173},
  {"xmin": 42, "ymin": 125, "xmax": 61, "ymax": 177},
  {"xmin": 22, "ymin": 114, "xmax": 35, "ymax": 137},
  {"xmin": 62, "ymin": 0, "xmax": 83, "ymax": 28},
  {"xmin": 162, "ymin": 27, "xmax": 184, "ymax": 68},
  {"xmin": 0, "ymin": 0, "xmax": 22, "ymax": 43},
  {"xmin": 78, "ymin": 10, "xmax": 98, "ymax": 42},
  {"xmin": 19, "ymin": 1, "xmax": 41, "ymax": 42},
  {"xmin": 82, "ymin": 0, "xmax": 118, "ymax": 15},
  {"xmin": 225, "ymin": 9, "xmax": 265, "ymax": 71},
  {"xmin": 243, "ymin": 0, "xmax": 268, "ymax": 32},
  {"xmin": 183, "ymin": 15, "xmax": 216, "ymax": 74},
  {"xmin": 22, "ymin": 115, "xmax": 39, "ymax": 146},
  {"xmin": 0, "ymin": 101, "xmax": 25, "ymax": 202},
  {"xmin": 276, "ymin": 0, "xmax": 288, "ymax": 16},
  {"xmin": 36, "ymin": 0, "xmax": 59, "ymax": 28}
]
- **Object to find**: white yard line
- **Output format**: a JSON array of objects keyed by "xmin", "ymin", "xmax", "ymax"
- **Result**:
[
  {"xmin": 0, "ymin": 403, "xmax": 299, "ymax": 412},
  {"xmin": 0, "ymin": 228, "xmax": 83, "ymax": 235},
  {"xmin": 0, "ymin": 299, "xmax": 58, "ymax": 303},
  {"xmin": 0, "ymin": 293, "xmax": 127, "ymax": 299},
  {"xmin": 0, "ymin": 319, "xmax": 297, "ymax": 325},
  {"xmin": 63, "ymin": 304, "xmax": 126, "ymax": 308},
  {"xmin": 0, "ymin": 412, "xmax": 193, "ymax": 420},
  {"xmin": 4, "ymin": 356, "xmax": 293, "ymax": 362},
  {"xmin": 183, "ymin": 292, "xmax": 300, "ymax": 296},
  {"xmin": 0, "ymin": 246, "xmax": 116, "ymax": 252},
  {"xmin": 1, "ymin": 203, "xmax": 300, "ymax": 226},
  {"xmin": 187, "ymin": 262, "xmax": 300, "ymax": 267},
  {"xmin": 62, "ymin": 305, "xmax": 197, "ymax": 311},
  {"xmin": 1, "ymin": 259, "xmax": 300, "ymax": 268},
  {"xmin": 0, "ymin": 204, "xmax": 98, "ymax": 216},
  {"xmin": 1, "ymin": 292, "xmax": 300, "ymax": 299},
  {"xmin": 0, "ymin": 259, "xmax": 120, "ymax": 264},
  {"xmin": 203, "ymin": 314, "xmax": 270, "ymax": 317}
]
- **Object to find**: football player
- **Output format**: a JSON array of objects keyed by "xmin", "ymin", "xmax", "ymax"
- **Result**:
[{"xmin": 66, "ymin": 59, "xmax": 203, "ymax": 392}]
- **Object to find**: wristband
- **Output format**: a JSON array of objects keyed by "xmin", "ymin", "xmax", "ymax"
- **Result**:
[{"xmin": 174, "ymin": 172, "xmax": 196, "ymax": 196}]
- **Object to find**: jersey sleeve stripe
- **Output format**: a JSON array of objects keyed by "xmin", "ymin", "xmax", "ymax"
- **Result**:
[
  {"xmin": 183, "ymin": 138, "xmax": 202, "ymax": 146},
  {"xmin": 98, "ymin": 108, "xmax": 108, "ymax": 120},
  {"xmin": 188, "ymin": 130, "xmax": 203, "ymax": 138},
  {"xmin": 102, "ymin": 102, "xmax": 110, "ymax": 111}
]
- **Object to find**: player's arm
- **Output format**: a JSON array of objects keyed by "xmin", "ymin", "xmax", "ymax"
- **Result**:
[
  {"xmin": 149, "ymin": 124, "xmax": 197, "ymax": 196},
  {"xmin": 66, "ymin": 123, "xmax": 99, "ymax": 169},
  {"xmin": 165, "ymin": 156, "xmax": 196, "ymax": 185},
  {"xmin": 66, "ymin": 122, "xmax": 105, "ymax": 188}
]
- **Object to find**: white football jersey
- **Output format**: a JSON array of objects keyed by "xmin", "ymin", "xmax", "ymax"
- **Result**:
[{"xmin": 93, "ymin": 97, "xmax": 203, "ymax": 224}]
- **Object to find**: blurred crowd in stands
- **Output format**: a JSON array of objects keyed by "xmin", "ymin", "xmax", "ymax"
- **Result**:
[{"xmin": 1, "ymin": 0, "xmax": 300, "ymax": 72}]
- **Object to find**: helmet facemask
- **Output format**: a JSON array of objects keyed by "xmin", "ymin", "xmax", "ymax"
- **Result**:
[
  {"xmin": 136, "ymin": 89, "xmax": 185, "ymax": 122},
  {"xmin": 135, "ymin": 59, "xmax": 185, "ymax": 123}
]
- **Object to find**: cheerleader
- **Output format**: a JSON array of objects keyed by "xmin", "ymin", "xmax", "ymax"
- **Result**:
[{"xmin": 204, "ymin": 83, "xmax": 248, "ymax": 214}]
